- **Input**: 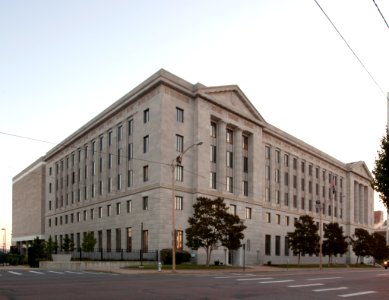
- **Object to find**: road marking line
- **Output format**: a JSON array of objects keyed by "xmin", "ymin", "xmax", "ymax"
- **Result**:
[
  {"xmin": 237, "ymin": 277, "xmax": 273, "ymax": 281},
  {"xmin": 260, "ymin": 280, "xmax": 294, "ymax": 284},
  {"xmin": 339, "ymin": 291, "xmax": 377, "ymax": 298},
  {"xmin": 307, "ymin": 277, "xmax": 342, "ymax": 281},
  {"xmin": 376, "ymin": 273, "xmax": 389, "ymax": 276},
  {"xmin": 288, "ymin": 283, "xmax": 324, "ymax": 288},
  {"xmin": 8, "ymin": 271, "xmax": 22, "ymax": 276},
  {"xmin": 64, "ymin": 271, "xmax": 84, "ymax": 274},
  {"xmin": 48, "ymin": 271, "xmax": 64, "ymax": 274},
  {"xmin": 29, "ymin": 271, "xmax": 45, "ymax": 275},
  {"xmin": 313, "ymin": 287, "xmax": 348, "ymax": 292},
  {"xmin": 214, "ymin": 275, "xmax": 255, "ymax": 279}
]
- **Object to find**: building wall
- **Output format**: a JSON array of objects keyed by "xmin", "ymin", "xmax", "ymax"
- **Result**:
[
  {"xmin": 12, "ymin": 69, "xmax": 375, "ymax": 265},
  {"xmin": 12, "ymin": 158, "xmax": 46, "ymax": 250}
]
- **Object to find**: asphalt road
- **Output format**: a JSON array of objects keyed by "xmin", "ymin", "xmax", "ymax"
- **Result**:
[{"xmin": 0, "ymin": 268, "xmax": 388, "ymax": 300}]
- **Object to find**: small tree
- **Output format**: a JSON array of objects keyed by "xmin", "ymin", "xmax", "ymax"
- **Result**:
[
  {"xmin": 370, "ymin": 232, "xmax": 389, "ymax": 263},
  {"xmin": 62, "ymin": 235, "xmax": 75, "ymax": 253},
  {"xmin": 81, "ymin": 232, "xmax": 97, "ymax": 252},
  {"xmin": 351, "ymin": 228, "xmax": 372, "ymax": 263},
  {"xmin": 372, "ymin": 127, "xmax": 389, "ymax": 210},
  {"xmin": 186, "ymin": 197, "xmax": 246, "ymax": 267},
  {"xmin": 45, "ymin": 235, "xmax": 58, "ymax": 259},
  {"xmin": 322, "ymin": 222, "xmax": 348, "ymax": 264},
  {"xmin": 287, "ymin": 215, "xmax": 319, "ymax": 264}
]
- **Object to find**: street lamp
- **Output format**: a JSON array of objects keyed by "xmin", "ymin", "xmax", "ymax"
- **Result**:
[
  {"xmin": 315, "ymin": 201, "xmax": 322, "ymax": 271},
  {"xmin": 1, "ymin": 228, "xmax": 5, "ymax": 254},
  {"xmin": 171, "ymin": 141, "xmax": 202, "ymax": 272}
]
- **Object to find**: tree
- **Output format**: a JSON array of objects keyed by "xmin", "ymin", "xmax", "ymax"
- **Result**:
[
  {"xmin": 185, "ymin": 197, "xmax": 246, "ymax": 267},
  {"xmin": 45, "ymin": 235, "xmax": 58, "ymax": 259},
  {"xmin": 62, "ymin": 235, "xmax": 75, "ymax": 253},
  {"xmin": 372, "ymin": 127, "xmax": 389, "ymax": 210},
  {"xmin": 370, "ymin": 232, "xmax": 389, "ymax": 263},
  {"xmin": 322, "ymin": 222, "xmax": 348, "ymax": 264},
  {"xmin": 351, "ymin": 228, "xmax": 372, "ymax": 263},
  {"xmin": 81, "ymin": 232, "xmax": 97, "ymax": 252},
  {"xmin": 287, "ymin": 215, "xmax": 319, "ymax": 264}
]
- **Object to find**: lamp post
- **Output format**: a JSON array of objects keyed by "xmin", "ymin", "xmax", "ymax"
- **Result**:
[
  {"xmin": 315, "ymin": 201, "xmax": 322, "ymax": 271},
  {"xmin": 171, "ymin": 141, "xmax": 202, "ymax": 272},
  {"xmin": 1, "ymin": 228, "xmax": 5, "ymax": 254}
]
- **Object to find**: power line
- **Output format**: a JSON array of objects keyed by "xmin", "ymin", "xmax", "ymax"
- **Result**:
[
  {"xmin": 372, "ymin": 0, "xmax": 389, "ymax": 30},
  {"xmin": 313, "ymin": 0, "xmax": 387, "ymax": 98}
]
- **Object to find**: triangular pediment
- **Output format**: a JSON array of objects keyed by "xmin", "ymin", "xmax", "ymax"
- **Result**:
[
  {"xmin": 197, "ymin": 85, "xmax": 266, "ymax": 123},
  {"xmin": 347, "ymin": 161, "xmax": 373, "ymax": 180}
]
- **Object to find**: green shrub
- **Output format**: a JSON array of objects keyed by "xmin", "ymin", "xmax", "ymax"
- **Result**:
[{"xmin": 160, "ymin": 249, "xmax": 191, "ymax": 264}]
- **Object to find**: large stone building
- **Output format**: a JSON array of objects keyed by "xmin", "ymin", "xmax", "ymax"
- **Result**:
[{"xmin": 12, "ymin": 69, "xmax": 374, "ymax": 265}]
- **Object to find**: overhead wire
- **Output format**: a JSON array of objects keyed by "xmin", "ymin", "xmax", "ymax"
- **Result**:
[
  {"xmin": 372, "ymin": 0, "xmax": 389, "ymax": 30},
  {"xmin": 313, "ymin": 0, "xmax": 388, "ymax": 99}
]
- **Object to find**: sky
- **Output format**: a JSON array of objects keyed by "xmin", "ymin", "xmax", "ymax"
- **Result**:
[{"xmin": 1, "ymin": 0, "xmax": 389, "ymax": 249}]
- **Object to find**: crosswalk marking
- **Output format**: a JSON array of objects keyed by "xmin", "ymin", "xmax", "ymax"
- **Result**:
[
  {"xmin": 288, "ymin": 283, "xmax": 324, "ymax": 288},
  {"xmin": 65, "ymin": 271, "xmax": 84, "ymax": 275},
  {"xmin": 307, "ymin": 277, "xmax": 342, "ymax": 281},
  {"xmin": 214, "ymin": 275, "xmax": 256, "ymax": 279},
  {"xmin": 48, "ymin": 271, "xmax": 64, "ymax": 274},
  {"xmin": 339, "ymin": 291, "xmax": 377, "ymax": 298},
  {"xmin": 260, "ymin": 280, "xmax": 294, "ymax": 284},
  {"xmin": 29, "ymin": 271, "xmax": 44, "ymax": 275},
  {"xmin": 237, "ymin": 277, "xmax": 273, "ymax": 281},
  {"xmin": 8, "ymin": 271, "xmax": 22, "ymax": 276},
  {"xmin": 376, "ymin": 273, "xmax": 389, "ymax": 276},
  {"xmin": 313, "ymin": 287, "xmax": 348, "ymax": 292}
]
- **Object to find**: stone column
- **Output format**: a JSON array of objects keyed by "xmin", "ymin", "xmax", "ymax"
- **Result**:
[
  {"xmin": 234, "ymin": 128, "xmax": 243, "ymax": 196},
  {"xmin": 217, "ymin": 121, "xmax": 226, "ymax": 193}
]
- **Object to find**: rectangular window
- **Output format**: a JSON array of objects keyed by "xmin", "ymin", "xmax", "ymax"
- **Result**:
[
  {"xmin": 243, "ymin": 180, "xmax": 248, "ymax": 196},
  {"xmin": 108, "ymin": 153, "xmax": 112, "ymax": 169},
  {"xmin": 107, "ymin": 205, "xmax": 111, "ymax": 217},
  {"xmin": 301, "ymin": 197, "xmax": 305, "ymax": 210},
  {"xmin": 126, "ymin": 227, "xmax": 132, "ymax": 252},
  {"xmin": 128, "ymin": 119, "xmax": 134, "ymax": 136},
  {"xmin": 285, "ymin": 216, "xmax": 290, "ymax": 226},
  {"xmin": 176, "ymin": 135, "xmax": 183, "ymax": 152},
  {"xmin": 265, "ymin": 146, "xmax": 271, "ymax": 159},
  {"xmin": 143, "ymin": 108, "xmax": 149, "ymax": 123},
  {"xmin": 99, "ymin": 181, "xmax": 103, "ymax": 195},
  {"xmin": 128, "ymin": 143, "xmax": 133, "ymax": 160},
  {"xmin": 116, "ymin": 202, "xmax": 121, "ymax": 215},
  {"xmin": 175, "ymin": 165, "xmax": 183, "ymax": 182},
  {"xmin": 117, "ymin": 148, "xmax": 121, "ymax": 165},
  {"xmin": 243, "ymin": 135, "xmax": 249, "ymax": 150},
  {"xmin": 116, "ymin": 228, "xmax": 121, "ymax": 251},
  {"xmin": 284, "ymin": 172, "xmax": 289, "ymax": 186},
  {"xmin": 128, "ymin": 170, "xmax": 133, "ymax": 187},
  {"xmin": 245, "ymin": 207, "xmax": 252, "ymax": 219},
  {"xmin": 91, "ymin": 184, "xmax": 95, "ymax": 198},
  {"xmin": 284, "ymin": 154, "xmax": 289, "ymax": 167},
  {"xmin": 108, "ymin": 131, "xmax": 112, "ymax": 146},
  {"xmin": 285, "ymin": 236, "xmax": 290, "ymax": 256},
  {"xmin": 284, "ymin": 193, "xmax": 289, "ymax": 206},
  {"xmin": 99, "ymin": 136, "xmax": 104, "ymax": 151},
  {"xmin": 301, "ymin": 161, "xmax": 305, "ymax": 173},
  {"xmin": 265, "ymin": 165, "xmax": 270, "ymax": 180},
  {"xmin": 226, "ymin": 151, "xmax": 233, "ymax": 168},
  {"xmin": 226, "ymin": 176, "xmax": 233, "ymax": 193},
  {"xmin": 77, "ymin": 212, "xmax": 81, "ymax": 222},
  {"xmin": 229, "ymin": 204, "xmax": 237, "ymax": 215},
  {"xmin": 127, "ymin": 200, "xmax": 132, "ymax": 213},
  {"xmin": 143, "ymin": 196, "xmax": 148, "ymax": 210},
  {"xmin": 143, "ymin": 165, "xmax": 149, "ymax": 182},
  {"xmin": 210, "ymin": 145, "xmax": 217, "ymax": 163},
  {"xmin": 90, "ymin": 208, "xmax": 94, "ymax": 220},
  {"xmin": 293, "ymin": 195, "xmax": 297, "ymax": 208},
  {"xmin": 106, "ymin": 229, "xmax": 111, "ymax": 252},
  {"xmin": 243, "ymin": 156, "xmax": 248, "ymax": 173},
  {"xmin": 83, "ymin": 210, "xmax": 87, "ymax": 221},
  {"xmin": 226, "ymin": 129, "xmax": 233, "ymax": 144},
  {"xmin": 108, "ymin": 177, "xmax": 112, "ymax": 193},
  {"xmin": 265, "ymin": 188, "xmax": 270, "ymax": 202},
  {"xmin": 117, "ymin": 125, "xmax": 123, "ymax": 141},
  {"xmin": 275, "ymin": 149, "xmax": 280, "ymax": 163},
  {"xmin": 143, "ymin": 135, "xmax": 149, "ymax": 153},
  {"xmin": 175, "ymin": 196, "xmax": 183, "ymax": 210},
  {"xmin": 276, "ymin": 214, "xmax": 281, "ymax": 224},
  {"xmin": 210, "ymin": 122, "xmax": 217, "ymax": 137},
  {"xmin": 275, "ymin": 236, "xmax": 281, "ymax": 256},
  {"xmin": 276, "ymin": 190, "xmax": 280, "ymax": 204},
  {"xmin": 142, "ymin": 230, "xmax": 148, "ymax": 252},
  {"xmin": 176, "ymin": 107, "xmax": 184, "ymax": 123},
  {"xmin": 210, "ymin": 172, "xmax": 216, "ymax": 189},
  {"xmin": 265, "ymin": 235, "xmax": 271, "ymax": 255},
  {"xmin": 266, "ymin": 212, "xmax": 271, "ymax": 223},
  {"xmin": 176, "ymin": 230, "xmax": 183, "ymax": 250},
  {"xmin": 275, "ymin": 169, "xmax": 280, "ymax": 183},
  {"xmin": 117, "ymin": 174, "xmax": 122, "ymax": 190}
]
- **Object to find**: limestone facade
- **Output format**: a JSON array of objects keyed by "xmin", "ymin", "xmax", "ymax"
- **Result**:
[{"xmin": 12, "ymin": 69, "xmax": 374, "ymax": 265}]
